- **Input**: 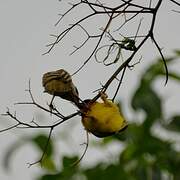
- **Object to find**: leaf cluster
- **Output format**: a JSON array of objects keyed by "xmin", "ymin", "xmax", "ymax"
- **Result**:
[{"xmin": 34, "ymin": 52, "xmax": 180, "ymax": 179}]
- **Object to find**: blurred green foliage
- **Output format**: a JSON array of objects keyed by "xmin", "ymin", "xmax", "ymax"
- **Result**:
[
  {"xmin": 37, "ymin": 52, "xmax": 180, "ymax": 179},
  {"xmin": 32, "ymin": 134, "xmax": 56, "ymax": 171},
  {"xmin": 3, "ymin": 51, "xmax": 180, "ymax": 180}
]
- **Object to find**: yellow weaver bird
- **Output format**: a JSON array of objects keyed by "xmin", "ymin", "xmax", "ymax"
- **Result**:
[
  {"xmin": 42, "ymin": 70, "xmax": 127, "ymax": 138},
  {"xmin": 42, "ymin": 69, "xmax": 80, "ymax": 106},
  {"xmin": 81, "ymin": 93, "xmax": 128, "ymax": 138}
]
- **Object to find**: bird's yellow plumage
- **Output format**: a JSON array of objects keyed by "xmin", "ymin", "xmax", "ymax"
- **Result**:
[
  {"xmin": 42, "ymin": 70, "xmax": 128, "ymax": 138},
  {"xmin": 81, "ymin": 94, "xmax": 128, "ymax": 138}
]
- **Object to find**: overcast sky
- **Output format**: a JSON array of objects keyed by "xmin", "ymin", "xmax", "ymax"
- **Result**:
[{"xmin": 0, "ymin": 1, "xmax": 180, "ymax": 179}]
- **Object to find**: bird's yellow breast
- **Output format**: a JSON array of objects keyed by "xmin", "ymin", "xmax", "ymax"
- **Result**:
[{"xmin": 81, "ymin": 99, "xmax": 128, "ymax": 137}]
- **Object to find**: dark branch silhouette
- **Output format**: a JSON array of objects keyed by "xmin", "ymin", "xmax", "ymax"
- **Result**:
[{"xmin": 1, "ymin": 0, "xmax": 180, "ymax": 166}]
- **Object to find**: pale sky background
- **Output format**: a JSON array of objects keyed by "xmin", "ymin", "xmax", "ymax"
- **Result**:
[{"xmin": 0, "ymin": 1, "xmax": 180, "ymax": 179}]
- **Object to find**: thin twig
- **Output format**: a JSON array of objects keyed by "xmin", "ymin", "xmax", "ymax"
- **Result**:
[
  {"xmin": 169, "ymin": 0, "xmax": 180, "ymax": 6},
  {"xmin": 71, "ymin": 130, "xmax": 89, "ymax": 166},
  {"xmin": 28, "ymin": 127, "xmax": 54, "ymax": 167},
  {"xmin": 112, "ymin": 66, "xmax": 127, "ymax": 102}
]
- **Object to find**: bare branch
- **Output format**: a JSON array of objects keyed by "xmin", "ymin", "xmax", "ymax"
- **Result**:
[
  {"xmin": 72, "ymin": 12, "xmax": 114, "ymax": 75},
  {"xmin": 71, "ymin": 130, "xmax": 89, "ymax": 166},
  {"xmin": 15, "ymin": 80, "xmax": 65, "ymax": 119},
  {"xmin": 55, "ymin": 2, "xmax": 82, "ymax": 26},
  {"xmin": 0, "ymin": 123, "xmax": 20, "ymax": 133},
  {"xmin": 169, "ymin": 0, "xmax": 180, "ymax": 6},
  {"xmin": 69, "ymin": 24, "xmax": 101, "ymax": 55},
  {"xmin": 2, "ymin": 0, "xmax": 177, "ymax": 166},
  {"xmin": 28, "ymin": 127, "xmax": 54, "ymax": 167},
  {"xmin": 151, "ymin": 35, "xmax": 168, "ymax": 85},
  {"xmin": 112, "ymin": 66, "xmax": 126, "ymax": 102}
]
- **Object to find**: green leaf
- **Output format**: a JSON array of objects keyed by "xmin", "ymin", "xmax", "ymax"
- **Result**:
[
  {"xmin": 165, "ymin": 115, "xmax": 180, "ymax": 132},
  {"xmin": 141, "ymin": 57, "xmax": 180, "ymax": 84},
  {"xmin": 134, "ymin": 162, "xmax": 148, "ymax": 180},
  {"xmin": 132, "ymin": 84, "xmax": 162, "ymax": 122},
  {"xmin": 151, "ymin": 165, "xmax": 162, "ymax": 180},
  {"xmin": 114, "ymin": 123, "xmax": 143, "ymax": 142},
  {"xmin": 167, "ymin": 72, "xmax": 180, "ymax": 81},
  {"xmin": 3, "ymin": 134, "xmax": 55, "ymax": 171},
  {"xmin": 3, "ymin": 140, "xmax": 25, "ymax": 170},
  {"xmin": 32, "ymin": 134, "xmax": 53, "ymax": 157},
  {"xmin": 142, "ymin": 135, "xmax": 171, "ymax": 155},
  {"xmin": 31, "ymin": 134, "xmax": 56, "ymax": 171},
  {"xmin": 119, "ymin": 131, "xmax": 172, "ymax": 164},
  {"xmin": 174, "ymin": 49, "xmax": 180, "ymax": 56},
  {"xmin": 38, "ymin": 156, "xmax": 79, "ymax": 180},
  {"xmin": 156, "ymin": 149, "xmax": 180, "ymax": 173},
  {"xmin": 120, "ymin": 143, "xmax": 138, "ymax": 163},
  {"xmin": 62, "ymin": 156, "xmax": 79, "ymax": 169},
  {"xmin": 38, "ymin": 173, "xmax": 61, "ymax": 180},
  {"xmin": 84, "ymin": 163, "xmax": 127, "ymax": 180},
  {"xmin": 141, "ymin": 58, "xmax": 172, "ymax": 84},
  {"xmin": 41, "ymin": 155, "xmax": 56, "ymax": 172}
]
